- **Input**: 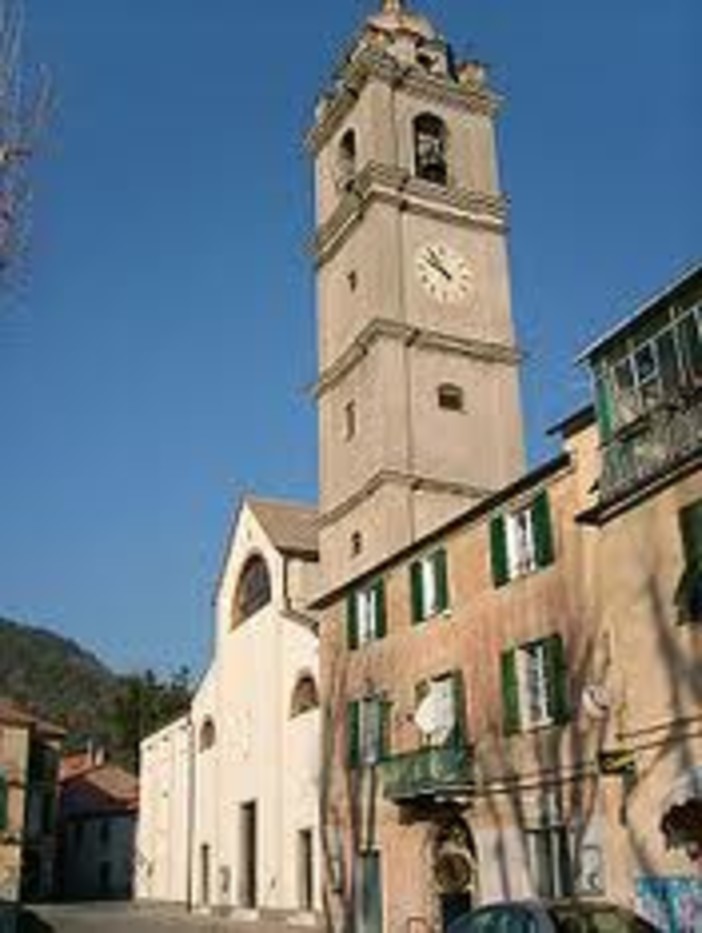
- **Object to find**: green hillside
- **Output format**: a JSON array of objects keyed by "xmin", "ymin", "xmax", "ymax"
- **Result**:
[
  {"xmin": 0, "ymin": 616, "xmax": 119, "ymax": 745},
  {"xmin": 0, "ymin": 618, "xmax": 192, "ymax": 771}
]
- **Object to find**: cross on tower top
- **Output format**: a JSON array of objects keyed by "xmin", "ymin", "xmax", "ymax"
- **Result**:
[{"xmin": 382, "ymin": 0, "xmax": 404, "ymax": 11}]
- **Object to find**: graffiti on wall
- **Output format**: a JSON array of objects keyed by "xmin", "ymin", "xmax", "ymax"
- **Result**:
[{"xmin": 636, "ymin": 876, "xmax": 702, "ymax": 932}]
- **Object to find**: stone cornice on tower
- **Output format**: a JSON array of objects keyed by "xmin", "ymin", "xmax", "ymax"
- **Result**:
[
  {"xmin": 306, "ymin": 45, "xmax": 499, "ymax": 156},
  {"xmin": 313, "ymin": 317, "xmax": 522, "ymax": 400},
  {"xmin": 319, "ymin": 467, "xmax": 491, "ymax": 530},
  {"xmin": 311, "ymin": 161, "xmax": 508, "ymax": 268}
]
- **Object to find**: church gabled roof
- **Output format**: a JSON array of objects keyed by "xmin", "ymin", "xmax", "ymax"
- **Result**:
[{"xmin": 246, "ymin": 496, "xmax": 319, "ymax": 559}]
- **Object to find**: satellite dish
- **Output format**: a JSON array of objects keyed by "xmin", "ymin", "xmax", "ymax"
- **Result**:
[
  {"xmin": 582, "ymin": 684, "xmax": 611, "ymax": 720},
  {"xmin": 414, "ymin": 691, "xmax": 438, "ymax": 735}
]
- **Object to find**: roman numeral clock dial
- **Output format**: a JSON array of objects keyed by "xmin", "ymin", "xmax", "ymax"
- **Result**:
[{"xmin": 415, "ymin": 242, "xmax": 474, "ymax": 306}]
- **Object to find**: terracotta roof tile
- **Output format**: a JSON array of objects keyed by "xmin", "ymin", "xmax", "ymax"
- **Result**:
[
  {"xmin": 61, "ymin": 764, "xmax": 139, "ymax": 815},
  {"xmin": 0, "ymin": 696, "xmax": 66, "ymax": 737}
]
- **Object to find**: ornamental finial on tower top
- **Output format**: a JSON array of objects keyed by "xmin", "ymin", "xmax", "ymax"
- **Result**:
[{"xmin": 369, "ymin": 0, "xmax": 436, "ymax": 40}]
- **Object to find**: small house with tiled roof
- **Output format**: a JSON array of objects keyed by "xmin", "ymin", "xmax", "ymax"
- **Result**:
[{"xmin": 56, "ymin": 746, "xmax": 138, "ymax": 900}]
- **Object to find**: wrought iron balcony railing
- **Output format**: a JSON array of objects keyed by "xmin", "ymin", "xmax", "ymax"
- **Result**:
[
  {"xmin": 600, "ymin": 393, "xmax": 702, "ymax": 503},
  {"xmin": 380, "ymin": 743, "xmax": 474, "ymax": 802}
]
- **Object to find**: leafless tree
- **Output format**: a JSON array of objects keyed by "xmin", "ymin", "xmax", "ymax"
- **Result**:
[{"xmin": 0, "ymin": 0, "xmax": 50, "ymax": 297}]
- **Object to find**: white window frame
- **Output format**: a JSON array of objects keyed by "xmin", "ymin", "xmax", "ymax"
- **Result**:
[
  {"xmin": 420, "ymin": 555, "xmax": 439, "ymax": 618},
  {"xmin": 517, "ymin": 641, "xmax": 552, "ymax": 730},
  {"xmin": 356, "ymin": 587, "xmax": 381, "ymax": 646},
  {"xmin": 506, "ymin": 507, "xmax": 537, "ymax": 578},
  {"xmin": 412, "ymin": 548, "xmax": 449, "ymax": 622}
]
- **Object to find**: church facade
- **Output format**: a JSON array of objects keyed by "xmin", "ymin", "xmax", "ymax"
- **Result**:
[{"xmin": 136, "ymin": 497, "xmax": 322, "ymax": 922}]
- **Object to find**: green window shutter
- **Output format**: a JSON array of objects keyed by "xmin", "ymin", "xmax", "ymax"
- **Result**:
[
  {"xmin": 374, "ymin": 580, "xmax": 387, "ymax": 640},
  {"xmin": 410, "ymin": 560, "xmax": 425, "ymax": 623},
  {"xmin": 490, "ymin": 515, "xmax": 510, "ymax": 588},
  {"xmin": 347, "ymin": 701, "xmax": 361, "ymax": 769},
  {"xmin": 346, "ymin": 592, "xmax": 358, "ymax": 651},
  {"xmin": 379, "ymin": 697, "xmax": 392, "ymax": 759},
  {"xmin": 679, "ymin": 501, "xmax": 702, "ymax": 565},
  {"xmin": 545, "ymin": 634, "xmax": 569, "ymax": 725},
  {"xmin": 532, "ymin": 491, "xmax": 555, "ymax": 569},
  {"xmin": 594, "ymin": 374, "xmax": 614, "ymax": 444},
  {"xmin": 0, "ymin": 773, "xmax": 7, "ymax": 831},
  {"xmin": 434, "ymin": 548, "xmax": 450, "ymax": 612},
  {"xmin": 451, "ymin": 670, "xmax": 467, "ymax": 746},
  {"xmin": 501, "ymin": 649, "xmax": 521, "ymax": 735}
]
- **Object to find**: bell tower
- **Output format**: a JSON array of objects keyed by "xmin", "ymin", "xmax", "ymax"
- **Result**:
[{"xmin": 308, "ymin": 0, "xmax": 525, "ymax": 591}]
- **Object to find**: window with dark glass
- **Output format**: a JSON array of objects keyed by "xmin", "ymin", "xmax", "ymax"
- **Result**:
[
  {"xmin": 438, "ymin": 384, "xmax": 464, "ymax": 412},
  {"xmin": 344, "ymin": 400, "xmax": 356, "ymax": 440},
  {"xmin": 675, "ymin": 499, "xmax": 702, "ymax": 624},
  {"xmin": 199, "ymin": 718, "xmax": 216, "ymax": 752},
  {"xmin": 234, "ymin": 555, "xmax": 272, "ymax": 625},
  {"xmin": 413, "ymin": 113, "xmax": 448, "ymax": 186},
  {"xmin": 350, "ymin": 531, "xmax": 363, "ymax": 557},
  {"xmin": 336, "ymin": 128, "xmax": 357, "ymax": 191},
  {"xmin": 99, "ymin": 818, "xmax": 111, "ymax": 846}
]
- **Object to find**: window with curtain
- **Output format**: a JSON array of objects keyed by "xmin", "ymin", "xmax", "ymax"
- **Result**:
[
  {"xmin": 501, "ymin": 634, "xmax": 569, "ymax": 734},
  {"xmin": 490, "ymin": 491, "xmax": 555, "ymax": 588}
]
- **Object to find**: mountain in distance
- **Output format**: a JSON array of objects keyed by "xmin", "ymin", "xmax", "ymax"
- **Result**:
[
  {"xmin": 0, "ymin": 616, "xmax": 120, "ymax": 747},
  {"xmin": 0, "ymin": 616, "xmax": 193, "ymax": 771}
]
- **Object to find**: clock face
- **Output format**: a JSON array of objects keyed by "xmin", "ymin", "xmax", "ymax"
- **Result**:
[{"xmin": 415, "ymin": 242, "xmax": 474, "ymax": 305}]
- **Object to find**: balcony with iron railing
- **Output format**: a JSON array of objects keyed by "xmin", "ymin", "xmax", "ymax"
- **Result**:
[
  {"xmin": 380, "ymin": 743, "xmax": 474, "ymax": 803},
  {"xmin": 599, "ymin": 389, "xmax": 702, "ymax": 503}
]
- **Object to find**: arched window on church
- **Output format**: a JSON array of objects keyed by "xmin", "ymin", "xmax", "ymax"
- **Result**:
[
  {"xmin": 233, "ymin": 554, "xmax": 272, "ymax": 627},
  {"xmin": 199, "ymin": 718, "xmax": 216, "ymax": 752},
  {"xmin": 413, "ymin": 113, "xmax": 448, "ymax": 186},
  {"xmin": 290, "ymin": 673, "xmax": 320, "ymax": 718},
  {"xmin": 336, "ymin": 128, "xmax": 357, "ymax": 191}
]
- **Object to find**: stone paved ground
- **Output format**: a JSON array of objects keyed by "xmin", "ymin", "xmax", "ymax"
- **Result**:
[{"xmin": 19, "ymin": 903, "xmax": 324, "ymax": 933}]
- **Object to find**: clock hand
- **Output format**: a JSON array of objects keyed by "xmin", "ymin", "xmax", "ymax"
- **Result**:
[{"xmin": 425, "ymin": 252, "xmax": 453, "ymax": 280}]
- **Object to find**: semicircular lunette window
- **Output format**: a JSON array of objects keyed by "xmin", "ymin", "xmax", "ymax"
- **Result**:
[
  {"xmin": 234, "ymin": 554, "xmax": 272, "ymax": 627},
  {"xmin": 290, "ymin": 673, "xmax": 320, "ymax": 718}
]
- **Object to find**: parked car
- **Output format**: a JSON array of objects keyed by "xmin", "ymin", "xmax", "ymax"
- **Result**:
[{"xmin": 446, "ymin": 899, "xmax": 659, "ymax": 932}]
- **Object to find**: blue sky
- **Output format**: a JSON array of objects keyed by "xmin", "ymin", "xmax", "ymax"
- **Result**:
[{"xmin": 0, "ymin": 1, "xmax": 699, "ymax": 677}]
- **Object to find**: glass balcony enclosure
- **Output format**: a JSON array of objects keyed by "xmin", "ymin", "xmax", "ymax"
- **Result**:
[
  {"xmin": 589, "ymin": 279, "xmax": 702, "ymax": 502},
  {"xmin": 380, "ymin": 743, "xmax": 474, "ymax": 802}
]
